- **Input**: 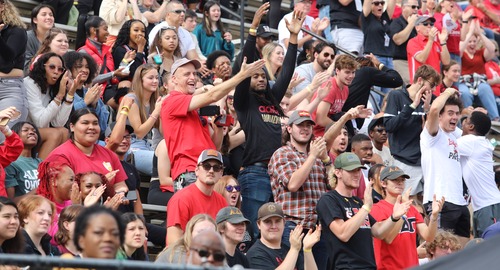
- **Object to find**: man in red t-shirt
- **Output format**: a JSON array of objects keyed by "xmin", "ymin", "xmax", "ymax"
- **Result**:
[
  {"xmin": 407, "ymin": 15, "xmax": 450, "ymax": 82},
  {"xmin": 313, "ymin": 55, "xmax": 359, "ymax": 137},
  {"xmin": 166, "ymin": 149, "xmax": 228, "ymax": 246},
  {"xmin": 371, "ymin": 166, "xmax": 444, "ymax": 270},
  {"xmin": 161, "ymin": 58, "xmax": 264, "ymax": 191}
]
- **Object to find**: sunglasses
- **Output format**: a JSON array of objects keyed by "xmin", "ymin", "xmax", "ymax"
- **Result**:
[
  {"xmin": 199, "ymin": 163, "xmax": 224, "ymax": 172},
  {"xmin": 44, "ymin": 64, "xmax": 66, "ymax": 73},
  {"xmin": 171, "ymin": 9, "xmax": 186, "ymax": 14},
  {"xmin": 421, "ymin": 22, "xmax": 434, "ymax": 27},
  {"xmin": 190, "ymin": 248, "xmax": 225, "ymax": 262},
  {"xmin": 372, "ymin": 1, "xmax": 385, "ymax": 6},
  {"xmin": 225, "ymin": 185, "xmax": 241, "ymax": 192},
  {"xmin": 323, "ymin": 52, "xmax": 335, "ymax": 59},
  {"xmin": 407, "ymin": 4, "xmax": 419, "ymax": 9}
]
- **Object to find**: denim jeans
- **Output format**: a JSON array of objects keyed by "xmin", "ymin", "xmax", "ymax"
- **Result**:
[
  {"xmin": 238, "ymin": 165, "xmax": 273, "ymax": 238},
  {"xmin": 129, "ymin": 138, "xmax": 154, "ymax": 176},
  {"xmin": 319, "ymin": 5, "xmax": 333, "ymax": 42},
  {"xmin": 282, "ymin": 221, "xmax": 329, "ymax": 270},
  {"xmin": 458, "ymin": 82, "xmax": 500, "ymax": 119},
  {"xmin": 373, "ymin": 55, "xmax": 394, "ymax": 105}
]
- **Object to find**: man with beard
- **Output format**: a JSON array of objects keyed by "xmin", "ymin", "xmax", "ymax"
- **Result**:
[
  {"xmin": 234, "ymin": 7, "xmax": 303, "ymax": 238},
  {"xmin": 166, "ymin": 149, "xmax": 228, "ymax": 245},
  {"xmin": 421, "ymin": 87, "xmax": 469, "ymax": 247},
  {"xmin": 368, "ymin": 117, "xmax": 393, "ymax": 166},
  {"xmin": 291, "ymin": 42, "xmax": 336, "ymax": 94},
  {"xmin": 313, "ymin": 55, "xmax": 359, "ymax": 136},
  {"xmin": 268, "ymin": 110, "xmax": 331, "ymax": 269},
  {"xmin": 316, "ymin": 153, "xmax": 412, "ymax": 269}
]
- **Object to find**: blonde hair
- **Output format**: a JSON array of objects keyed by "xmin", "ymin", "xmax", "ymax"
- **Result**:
[
  {"xmin": 1, "ymin": 0, "xmax": 25, "ymax": 28},
  {"xmin": 214, "ymin": 175, "xmax": 241, "ymax": 208},
  {"xmin": 130, "ymin": 64, "xmax": 160, "ymax": 129},
  {"xmin": 262, "ymin": 43, "xmax": 283, "ymax": 81}
]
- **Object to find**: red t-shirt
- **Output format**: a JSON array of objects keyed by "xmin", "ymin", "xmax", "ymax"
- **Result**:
[
  {"xmin": 161, "ymin": 91, "xmax": 215, "ymax": 180},
  {"xmin": 312, "ymin": 77, "xmax": 349, "ymax": 137},
  {"xmin": 48, "ymin": 141, "xmax": 126, "ymax": 186},
  {"xmin": 371, "ymin": 200, "xmax": 424, "ymax": 270},
  {"xmin": 0, "ymin": 132, "xmax": 23, "ymax": 196},
  {"xmin": 407, "ymin": 34, "xmax": 443, "ymax": 83},
  {"xmin": 485, "ymin": 61, "xmax": 500, "ymax": 96},
  {"xmin": 465, "ymin": 5, "xmax": 500, "ymax": 32},
  {"xmin": 461, "ymin": 48, "xmax": 486, "ymax": 75},
  {"xmin": 166, "ymin": 183, "xmax": 228, "ymax": 231}
]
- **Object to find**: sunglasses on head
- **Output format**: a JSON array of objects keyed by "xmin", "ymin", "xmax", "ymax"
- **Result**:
[
  {"xmin": 421, "ymin": 22, "xmax": 434, "ymax": 27},
  {"xmin": 171, "ymin": 9, "xmax": 186, "ymax": 14},
  {"xmin": 372, "ymin": 1, "xmax": 385, "ymax": 6},
  {"xmin": 44, "ymin": 64, "xmax": 66, "ymax": 73},
  {"xmin": 190, "ymin": 248, "xmax": 226, "ymax": 262},
  {"xmin": 199, "ymin": 163, "xmax": 224, "ymax": 172},
  {"xmin": 323, "ymin": 52, "xmax": 335, "ymax": 59},
  {"xmin": 225, "ymin": 185, "xmax": 241, "ymax": 192}
]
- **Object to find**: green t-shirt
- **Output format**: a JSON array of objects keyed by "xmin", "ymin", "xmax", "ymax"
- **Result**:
[{"xmin": 5, "ymin": 156, "xmax": 42, "ymax": 196}]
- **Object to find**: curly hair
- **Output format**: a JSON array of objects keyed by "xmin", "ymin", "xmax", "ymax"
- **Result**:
[
  {"xmin": 130, "ymin": 64, "xmax": 160, "ymax": 129},
  {"xmin": 28, "ymin": 52, "xmax": 65, "ymax": 96},
  {"xmin": 2, "ymin": 0, "xmax": 25, "ymax": 28},
  {"xmin": 74, "ymin": 171, "xmax": 114, "ymax": 202},
  {"xmin": 112, "ymin": 19, "xmax": 149, "ymax": 55},
  {"xmin": 151, "ymin": 27, "xmax": 181, "ymax": 58},
  {"xmin": 62, "ymin": 51, "xmax": 98, "ymax": 85},
  {"xmin": 30, "ymin": 4, "xmax": 54, "ymax": 34},
  {"xmin": 0, "ymin": 196, "xmax": 24, "ymax": 254},
  {"xmin": 54, "ymin": 204, "xmax": 84, "ymax": 246},
  {"xmin": 11, "ymin": 121, "xmax": 42, "ymax": 158},
  {"xmin": 35, "ymin": 27, "xmax": 67, "ymax": 56},
  {"xmin": 426, "ymin": 230, "xmax": 462, "ymax": 258},
  {"xmin": 36, "ymin": 155, "xmax": 71, "ymax": 202},
  {"xmin": 202, "ymin": 0, "xmax": 226, "ymax": 36}
]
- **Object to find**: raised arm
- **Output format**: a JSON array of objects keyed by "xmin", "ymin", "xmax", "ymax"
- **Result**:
[
  {"xmin": 142, "ymin": 0, "xmax": 168, "ymax": 24},
  {"xmin": 425, "ymin": 88, "xmax": 457, "ymax": 136},
  {"xmin": 391, "ymin": 14, "xmax": 418, "ymax": 45},
  {"xmin": 324, "ymin": 105, "xmax": 371, "ymax": 150},
  {"xmin": 106, "ymin": 96, "xmax": 134, "ymax": 151}
]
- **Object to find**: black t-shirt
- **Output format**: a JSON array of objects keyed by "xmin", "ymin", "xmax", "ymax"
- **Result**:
[
  {"xmin": 330, "ymin": 0, "xmax": 361, "ymax": 29},
  {"xmin": 362, "ymin": 11, "xmax": 394, "ymax": 57},
  {"xmin": 226, "ymin": 248, "xmax": 250, "ymax": 268},
  {"xmin": 316, "ymin": 190, "xmax": 377, "ymax": 270},
  {"xmin": 118, "ymin": 160, "xmax": 141, "ymax": 213},
  {"xmin": 389, "ymin": 16, "xmax": 418, "ymax": 60},
  {"xmin": 247, "ymin": 239, "xmax": 302, "ymax": 270}
]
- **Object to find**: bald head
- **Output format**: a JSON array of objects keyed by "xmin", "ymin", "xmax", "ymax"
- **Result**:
[{"xmin": 187, "ymin": 230, "xmax": 226, "ymax": 267}]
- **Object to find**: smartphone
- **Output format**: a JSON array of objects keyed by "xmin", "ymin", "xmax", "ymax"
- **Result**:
[
  {"xmin": 199, "ymin": 105, "xmax": 220, "ymax": 116},
  {"xmin": 125, "ymin": 190, "xmax": 137, "ymax": 201},
  {"xmin": 0, "ymin": 109, "xmax": 21, "ymax": 126},
  {"xmin": 215, "ymin": 114, "xmax": 234, "ymax": 127}
]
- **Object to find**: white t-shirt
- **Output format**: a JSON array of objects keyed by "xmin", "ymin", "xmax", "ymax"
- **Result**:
[
  {"xmin": 421, "ymin": 126, "xmax": 465, "ymax": 205},
  {"xmin": 373, "ymin": 144, "xmax": 393, "ymax": 166},
  {"xmin": 277, "ymin": 12, "xmax": 314, "ymax": 51},
  {"xmin": 148, "ymin": 22, "xmax": 195, "ymax": 57},
  {"xmin": 457, "ymin": 134, "xmax": 500, "ymax": 211}
]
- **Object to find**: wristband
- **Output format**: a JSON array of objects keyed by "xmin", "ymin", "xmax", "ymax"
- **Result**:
[
  {"xmin": 54, "ymin": 97, "xmax": 62, "ymax": 105},
  {"xmin": 119, "ymin": 110, "xmax": 129, "ymax": 116},
  {"xmin": 249, "ymin": 28, "xmax": 257, "ymax": 35},
  {"xmin": 3, "ymin": 125, "xmax": 12, "ymax": 136},
  {"xmin": 390, "ymin": 214, "xmax": 401, "ymax": 222},
  {"xmin": 66, "ymin": 94, "xmax": 74, "ymax": 99},
  {"xmin": 362, "ymin": 205, "xmax": 371, "ymax": 213},
  {"xmin": 304, "ymin": 86, "xmax": 313, "ymax": 93},
  {"xmin": 409, "ymin": 103, "xmax": 417, "ymax": 110},
  {"xmin": 378, "ymin": 63, "xmax": 385, "ymax": 70},
  {"xmin": 321, "ymin": 157, "xmax": 331, "ymax": 164},
  {"xmin": 64, "ymin": 100, "xmax": 73, "ymax": 105},
  {"xmin": 462, "ymin": 20, "xmax": 468, "ymax": 23},
  {"xmin": 121, "ymin": 105, "xmax": 130, "ymax": 111},
  {"xmin": 303, "ymin": 248, "xmax": 312, "ymax": 253},
  {"xmin": 121, "ymin": 59, "xmax": 129, "ymax": 64}
]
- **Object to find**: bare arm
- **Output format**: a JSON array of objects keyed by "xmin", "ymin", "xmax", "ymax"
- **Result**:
[
  {"xmin": 167, "ymin": 225, "xmax": 183, "ymax": 246},
  {"xmin": 142, "ymin": 0, "xmax": 168, "ymax": 24},
  {"xmin": 392, "ymin": 15, "xmax": 418, "ymax": 45},
  {"xmin": 155, "ymin": 139, "xmax": 174, "ymax": 187},
  {"xmin": 106, "ymin": 97, "xmax": 134, "ymax": 151},
  {"xmin": 387, "ymin": 0, "xmax": 396, "ymax": 18},
  {"xmin": 362, "ymin": 0, "xmax": 372, "ymax": 17},
  {"xmin": 426, "ymin": 88, "xmax": 457, "ymax": 136}
]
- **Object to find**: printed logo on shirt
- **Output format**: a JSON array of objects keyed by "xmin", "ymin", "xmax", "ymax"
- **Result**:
[
  {"xmin": 259, "ymin": 105, "xmax": 281, "ymax": 124},
  {"xmin": 400, "ymin": 216, "xmax": 417, "ymax": 234},
  {"xmin": 349, "ymin": 207, "xmax": 371, "ymax": 228},
  {"xmin": 103, "ymin": 162, "xmax": 113, "ymax": 172},
  {"xmin": 448, "ymin": 138, "xmax": 459, "ymax": 162},
  {"xmin": 22, "ymin": 169, "xmax": 40, "ymax": 193}
]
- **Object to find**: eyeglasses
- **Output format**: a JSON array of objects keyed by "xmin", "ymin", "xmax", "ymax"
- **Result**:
[
  {"xmin": 44, "ymin": 64, "xmax": 66, "ymax": 73},
  {"xmin": 123, "ymin": 135, "xmax": 132, "ymax": 141},
  {"xmin": 323, "ymin": 52, "xmax": 335, "ymax": 59},
  {"xmin": 190, "ymin": 248, "xmax": 226, "ymax": 262},
  {"xmin": 406, "ymin": 4, "xmax": 419, "ymax": 9},
  {"xmin": 170, "ymin": 9, "xmax": 186, "ymax": 14},
  {"xmin": 372, "ymin": 1, "xmax": 385, "ymax": 6},
  {"xmin": 199, "ymin": 163, "xmax": 224, "ymax": 172},
  {"xmin": 298, "ymin": 0, "xmax": 312, "ymax": 4},
  {"xmin": 421, "ymin": 22, "xmax": 434, "ymax": 27},
  {"xmin": 225, "ymin": 185, "xmax": 241, "ymax": 192},
  {"xmin": 425, "ymin": 79, "xmax": 436, "ymax": 88}
]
